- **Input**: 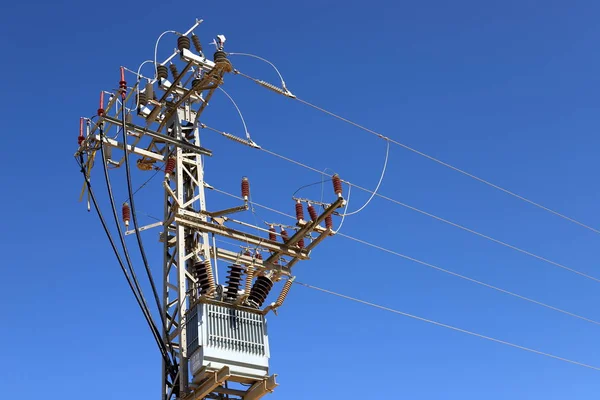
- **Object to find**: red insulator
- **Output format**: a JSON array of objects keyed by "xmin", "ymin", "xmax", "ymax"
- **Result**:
[
  {"xmin": 165, "ymin": 157, "xmax": 176, "ymax": 176},
  {"xmin": 78, "ymin": 117, "xmax": 84, "ymax": 145},
  {"xmin": 255, "ymin": 252, "xmax": 263, "ymax": 260},
  {"xmin": 97, "ymin": 91, "xmax": 104, "ymax": 116},
  {"xmin": 241, "ymin": 177, "xmax": 250, "ymax": 200},
  {"xmin": 280, "ymin": 228, "xmax": 289, "ymax": 242},
  {"xmin": 332, "ymin": 174, "xmax": 343, "ymax": 196},
  {"xmin": 307, "ymin": 203, "xmax": 318, "ymax": 221},
  {"xmin": 269, "ymin": 226, "xmax": 276, "ymax": 241},
  {"xmin": 325, "ymin": 214, "xmax": 333, "ymax": 230},
  {"xmin": 119, "ymin": 67, "xmax": 127, "ymax": 99},
  {"xmin": 295, "ymin": 201, "xmax": 304, "ymax": 221},
  {"xmin": 297, "ymin": 238, "xmax": 305, "ymax": 249},
  {"xmin": 122, "ymin": 203, "xmax": 131, "ymax": 227}
]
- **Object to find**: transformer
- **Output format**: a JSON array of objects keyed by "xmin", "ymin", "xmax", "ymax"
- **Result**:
[{"xmin": 188, "ymin": 301, "xmax": 270, "ymax": 379}]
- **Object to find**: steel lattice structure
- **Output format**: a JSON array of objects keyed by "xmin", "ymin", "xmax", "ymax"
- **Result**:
[{"xmin": 75, "ymin": 18, "xmax": 345, "ymax": 400}]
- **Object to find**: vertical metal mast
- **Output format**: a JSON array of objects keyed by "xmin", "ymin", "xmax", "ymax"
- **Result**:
[{"xmin": 162, "ymin": 108, "xmax": 213, "ymax": 399}]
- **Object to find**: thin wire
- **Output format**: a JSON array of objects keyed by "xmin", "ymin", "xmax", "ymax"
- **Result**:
[
  {"xmin": 340, "ymin": 140, "xmax": 389, "ymax": 217},
  {"xmin": 292, "ymin": 96, "xmax": 600, "ymax": 234},
  {"xmin": 259, "ymin": 146, "xmax": 600, "ymax": 284},
  {"xmin": 217, "ymin": 87, "xmax": 252, "ymax": 141},
  {"xmin": 332, "ymin": 184, "xmax": 351, "ymax": 234},
  {"xmin": 295, "ymin": 281, "xmax": 600, "ymax": 372},
  {"xmin": 235, "ymin": 69, "xmax": 600, "ymax": 234},
  {"xmin": 120, "ymin": 103, "xmax": 166, "ymax": 327},
  {"xmin": 75, "ymin": 156, "xmax": 173, "ymax": 369},
  {"xmin": 154, "ymin": 30, "xmax": 178, "ymax": 79},
  {"xmin": 123, "ymin": 167, "xmax": 163, "ymax": 204},
  {"xmin": 228, "ymin": 52, "xmax": 287, "ymax": 90},
  {"xmin": 135, "ymin": 59, "xmax": 154, "ymax": 110},
  {"xmin": 99, "ymin": 124, "xmax": 160, "ymax": 333},
  {"xmin": 210, "ymin": 187, "xmax": 600, "ymax": 328}
]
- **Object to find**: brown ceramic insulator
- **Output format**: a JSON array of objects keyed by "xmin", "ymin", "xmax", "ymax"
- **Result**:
[
  {"xmin": 241, "ymin": 177, "xmax": 250, "ymax": 200},
  {"xmin": 177, "ymin": 36, "xmax": 191, "ymax": 51},
  {"xmin": 280, "ymin": 228, "xmax": 289, "ymax": 242},
  {"xmin": 165, "ymin": 157, "xmax": 176, "ymax": 176},
  {"xmin": 169, "ymin": 63, "xmax": 179, "ymax": 80},
  {"xmin": 191, "ymin": 34, "xmax": 203, "ymax": 53},
  {"xmin": 325, "ymin": 214, "xmax": 333, "ymax": 230},
  {"xmin": 295, "ymin": 202, "xmax": 304, "ymax": 221},
  {"xmin": 122, "ymin": 203, "xmax": 131, "ymax": 227},
  {"xmin": 156, "ymin": 65, "xmax": 168, "ymax": 80},
  {"xmin": 225, "ymin": 264, "xmax": 244, "ymax": 300},
  {"xmin": 307, "ymin": 204, "xmax": 318, "ymax": 221},
  {"xmin": 248, "ymin": 276, "xmax": 273, "ymax": 308},
  {"xmin": 332, "ymin": 174, "xmax": 343, "ymax": 196}
]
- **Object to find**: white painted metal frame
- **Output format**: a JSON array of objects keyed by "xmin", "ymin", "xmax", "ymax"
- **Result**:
[{"xmin": 162, "ymin": 108, "xmax": 212, "ymax": 399}]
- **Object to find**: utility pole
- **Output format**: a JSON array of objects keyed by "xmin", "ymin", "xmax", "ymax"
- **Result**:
[{"xmin": 75, "ymin": 18, "xmax": 345, "ymax": 400}]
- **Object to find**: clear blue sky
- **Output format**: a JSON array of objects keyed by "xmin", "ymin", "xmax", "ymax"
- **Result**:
[{"xmin": 2, "ymin": 1, "xmax": 600, "ymax": 398}]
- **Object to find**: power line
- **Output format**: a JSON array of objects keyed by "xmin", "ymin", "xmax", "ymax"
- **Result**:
[
  {"xmin": 99, "ymin": 124, "xmax": 162, "ymax": 332},
  {"xmin": 120, "ymin": 105, "xmax": 166, "ymax": 327},
  {"xmin": 257, "ymin": 146, "xmax": 600, "ymax": 284},
  {"xmin": 295, "ymin": 281, "xmax": 600, "ymax": 372},
  {"xmin": 235, "ymin": 70, "xmax": 600, "ymax": 235},
  {"xmin": 209, "ymin": 187, "xmax": 600, "ymax": 328},
  {"xmin": 75, "ymin": 156, "xmax": 173, "ymax": 369}
]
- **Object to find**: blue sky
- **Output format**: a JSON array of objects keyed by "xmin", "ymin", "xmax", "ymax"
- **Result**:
[{"xmin": 2, "ymin": 1, "xmax": 600, "ymax": 398}]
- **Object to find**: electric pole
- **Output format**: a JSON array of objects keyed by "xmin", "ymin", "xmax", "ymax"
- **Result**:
[{"xmin": 75, "ymin": 18, "xmax": 345, "ymax": 400}]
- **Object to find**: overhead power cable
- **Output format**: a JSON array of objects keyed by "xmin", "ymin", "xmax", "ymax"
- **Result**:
[
  {"xmin": 295, "ymin": 281, "xmax": 600, "ymax": 372},
  {"xmin": 75, "ymin": 156, "xmax": 173, "ymax": 369},
  {"xmin": 256, "ymin": 146, "xmax": 600, "ymax": 284},
  {"xmin": 209, "ymin": 187, "xmax": 600, "ymax": 328},
  {"xmin": 120, "ymin": 102, "xmax": 166, "ymax": 328},
  {"xmin": 233, "ymin": 68, "xmax": 600, "ymax": 235},
  {"xmin": 99, "ymin": 124, "xmax": 161, "ymax": 332}
]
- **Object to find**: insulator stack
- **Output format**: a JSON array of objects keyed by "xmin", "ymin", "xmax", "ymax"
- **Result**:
[
  {"xmin": 269, "ymin": 226, "xmax": 276, "ymax": 241},
  {"xmin": 297, "ymin": 238, "xmax": 305, "ymax": 249},
  {"xmin": 191, "ymin": 79, "xmax": 202, "ymax": 90},
  {"xmin": 332, "ymin": 174, "xmax": 343, "ymax": 196},
  {"xmin": 78, "ymin": 117, "xmax": 84, "ymax": 145},
  {"xmin": 122, "ymin": 203, "xmax": 131, "ymax": 227},
  {"xmin": 119, "ymin": 67, "xmax": 127, "ymax": 98},
  {"xmin": 156, "ymin": 65, "xmax": 168, "ymax": 80},
  {"xmin": 275, "ymin": 279, "xmax": 293, "ymax": 307},
  {"xmin": 280, "ymin": 228, "xmax": 289, "ymax": 242},
  {"xmin": 225, "ymin": 264, "xmax": 244, "ymax": 301},
  {"xmin": 97, "ymin": 91, "xmax": 104, "ymax": 116},
  {"xmin": 165, "ymin": 157, "xmax": 176, "ymax": 178},
  {"xmin": 258, "ymin": 80, "xmax": 288, "ymax": 96},
  {"xmin": 255, "ymin": 252, "xmax": 263, "ymax": 261},
  {"xmin": 192, "ymin": 259, "xmax": 216, "ymax": 296},
  {"xmin": 248, "ymin": 276, "xmax": 273, "ymax": 308},
  {"xmin": 145, "ymin": 82, "xmax": 153, "ymax": 101},
  {"xmin": 295, "ymin": 201, "xmax": 304, "ymax": 222},
  {"xmin": 241, "ymin": 177, "xmax": 250, "ymax": 200},
  {"xmin": 325, "ymin": 214, "xmax": 333, "ymax": 230},
  {"xmin": 244, "ymin": 265, "xmax": 254, "ymax": 295},
  {"xmin": 307, "ymin": 203, "xmax": 318, "ymax": 221},
  {"xmin": 169, "ymin": 63, "xmax": 179, "ymax": 81},
  {"xmin": 191, "ymin": 34, "xmax": 203, "ymax": 53},
  {"xmin": 177, "ymin": 35, "xmax": 191, "ymax": 51},
  {"xmin": 137, "ymin": 91, "xmax": 147, "ymax": 107},
  {"xmin": 214, "ymin": 50, "xmax": 228, "ymax": 63}
]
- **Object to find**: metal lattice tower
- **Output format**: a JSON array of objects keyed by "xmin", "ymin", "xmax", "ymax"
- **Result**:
[{"xmin": 75, "ymin": 18, "xmax": 345, "ymax": 400}]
